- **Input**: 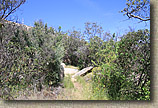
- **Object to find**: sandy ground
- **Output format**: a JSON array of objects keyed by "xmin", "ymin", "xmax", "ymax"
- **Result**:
[
  {"xmin": 64, "ymin": 68, "xmax": 78, "ymax": 75},
  {"xmin": 64, "ymin": 68, "xmax": 79, "ymax": 82}
]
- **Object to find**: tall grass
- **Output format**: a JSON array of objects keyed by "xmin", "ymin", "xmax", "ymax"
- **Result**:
[{"xmin": 63, "ymin": 75, "xmax": 74, "ymax": 89}]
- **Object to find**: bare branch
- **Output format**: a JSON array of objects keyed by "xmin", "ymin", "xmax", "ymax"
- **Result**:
[
  {"xmin": 0, "ymin": 0, "xmax": 26, "ymax": 20},
  {"xmin": 3, "ymin": 0, "xmax": 25, "ymax": 19},
  {"xmin": 0, "ymin": 6, "xmax": 7, "ymax": 19},
  {"xmin": 121, "ymin": 0, "xmax": 150, "ymax": 22},
  {"xmin": 127, "ymin": 13, "xmax": 150, "ymax": 21}
]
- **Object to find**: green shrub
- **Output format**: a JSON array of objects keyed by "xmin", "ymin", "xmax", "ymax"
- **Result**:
[
  {"xmin": 91, "ymin": 29, "xmax": 150, "ymax": 100},
  {"xmin": 0, "ymin": 20, "xmax": 65, "ymax": 99},
  {"xmin": 62, "ymin": 29, "xmax": 88, "ymax": 69},
  {"xmin": 114, "ymin": 29, "xmax": 150, "ymax": 100},
  {"xmin": 91, "ymin": 67, "xmax": 109, "ymax": 100},
  {"xmin": 31, "ymin": 21, "xmax": 65, "ymax": 86}
]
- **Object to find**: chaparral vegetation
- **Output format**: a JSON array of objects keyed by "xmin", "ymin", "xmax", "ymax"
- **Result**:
[{"xmin": 0, "ymin": 0, "xmax": 150, "ymax": 100}]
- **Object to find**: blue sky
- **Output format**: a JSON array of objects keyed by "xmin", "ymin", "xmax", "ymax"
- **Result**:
[{"xmin": 13, "ymin": 0, "xmax": 150, "ymax": 35}]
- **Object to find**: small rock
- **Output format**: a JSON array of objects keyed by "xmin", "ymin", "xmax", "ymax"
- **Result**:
[{"xmin": 61, "ymin": 63, "xmax": 66, "ymax": 68}]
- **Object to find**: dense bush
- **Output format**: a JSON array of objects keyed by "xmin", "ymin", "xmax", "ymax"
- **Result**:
[
  {"xmin": 31, "ymin": 21, "xmax": 65, "ymax": 86},
  {"xmin": 62, "ymin": 29, "xmax": 85, "ymax": 65},
  {"xmin": 91, "ymin": 36, "xmax": 118, "ymax": 100},
  {"xmin": 62, "ymin": 22, "xmax": 109, "ymax": 69},
  {"xmin": 62, "ymin": 22, "xmax": 113, "ymax": 69},
  {"xmin": 92, "ymin": 29, "xmax": 150, "ymax": 100},
  {"xmin": 61, "ymin": 29, "xmax": 90, "ymax": 69},
  {"xmin": 114, "ymin": 29, "xmax": 150, "ymax": 100},
  {"xmin": 0, "ymin": 19, "xmax": 150, "ymax": 100},
  {"xmin": 0, "ymin": 20, "xmax": 65, "ymax": 99},
  {"xmin": 0, "ymin": 21, "xmax": 32, "ymax": 99}
]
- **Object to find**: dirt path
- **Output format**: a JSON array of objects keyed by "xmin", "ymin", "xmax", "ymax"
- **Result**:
[
  {"xmin": 15, "ymin": 66, "xmax": 91, "ymax": 100},
  {"xmin": 56, "ymin": 67, "xmax": 91, "ymax": 100},
  {"xmin": 64, "ymin": 68, "xmax": 78, "ymax": 75}
]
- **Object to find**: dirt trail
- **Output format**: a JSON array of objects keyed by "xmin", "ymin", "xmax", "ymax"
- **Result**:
[
  {"xmin": 64, "ymin": 68, "xmax": 78, "ymax": 75},
  {"xmin": 64, "ymin": 67, "xmax": 82, "ymax": 89},
  {"xmin": 15, "ymin": 66, "xmax": 89, "ymax": 100},
  {"xmin": 64, "ymin": 67, "xmax": 83, "ymax": 90},
  {"xmin": 56, "ymin": 67, "xmax": 89, "ymax": 100}
]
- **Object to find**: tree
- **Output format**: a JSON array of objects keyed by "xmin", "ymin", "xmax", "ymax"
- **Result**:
[
  {"xmin": 0, "ymin": 0, "xmax": 26, "ymax": 20},
  {"xmin": 84, "ymin": 22, "xmax": 104, "ymax": 41},
  {"xmin": 115, "ymin": 29, "xmax": 150, "ymax": 100},
  {"xmin": 62, "ymin": 28, "xmax": 86, "ymax": 66},
  {"xmin": 121, "ymin": 0, "xmax": 150, "ymax": 21}
]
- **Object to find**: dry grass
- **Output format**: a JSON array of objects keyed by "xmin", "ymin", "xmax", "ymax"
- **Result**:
[
  {"xmin": 56, "ymin": 75, "xmax": 94, "ymax": 100},
  {"xmin": 15, "ymin": 87, "xmax": 58, "ymax": 100},
  {"xmin": 13, "ymin": 66, "xmax": 106, "ymax": 100}
]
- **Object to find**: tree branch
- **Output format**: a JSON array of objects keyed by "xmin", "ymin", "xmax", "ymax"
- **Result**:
[
  {"xmin": 3, "ymin": 1, "xmax": 24, "ymax": 19},
  {"xmin": 121, "ymin": 0, "xmax": 150, "ymax": 22},
  {"xmin": 0, "ymin": 7, "xmax": 7, "ymax": 19},
  {"xmin": 127, "ymin": 13, "xmax": 150, "ymax": 21},
  {"xmin": 0, "ymin": 0, "xmax": 26, "ymax": 20}
]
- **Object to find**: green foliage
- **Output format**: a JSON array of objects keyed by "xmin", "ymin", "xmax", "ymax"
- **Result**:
[
  {"xmin": 0, "ymin": 20, "xmax": 65, "ymax": 100},
  {"xmin": 90, "ymin": 35, "xmax": 118, "ymax": 100},
  {"xmin": 76, "ymin": 76, "xmax": 86, "ymax": 85},
  {"xmin": 91, "ymin": 29, "xmax": 150, "ymax": 100},
  {"xmin": 115, "ymin": 29, "xmax": 150, "ymax": 100},
  {"xmin": 84, "ymin": 22, "xmax": 104, "ymax": 40},
  {"xmin": 91, "ymin": 67, "xmax": 108, "ymax": 100},
  {"xmin": 90, "ymin": 35, "xmax": 118, "ymax": 66},
  {"xmin": 62, "ymin": 28, "xmax": 88, "ymax": 69},
  {"xmin": 63, "ymin": 75, "xmax": 74, "ymax": 89},
  {"xmin": 0, "ymin": 22, "xmax": 37, "ymax": 99},
  {"xmin": 63, "ymin": 22, "xmax": 108, "ymax": 69},
  {"xmin": 0, "ymin": 19, "xmax": 150, "ymax": 100},
  {"xmin": 31, "ymin": 20, "xmax": 65, "ymax": 86}
]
